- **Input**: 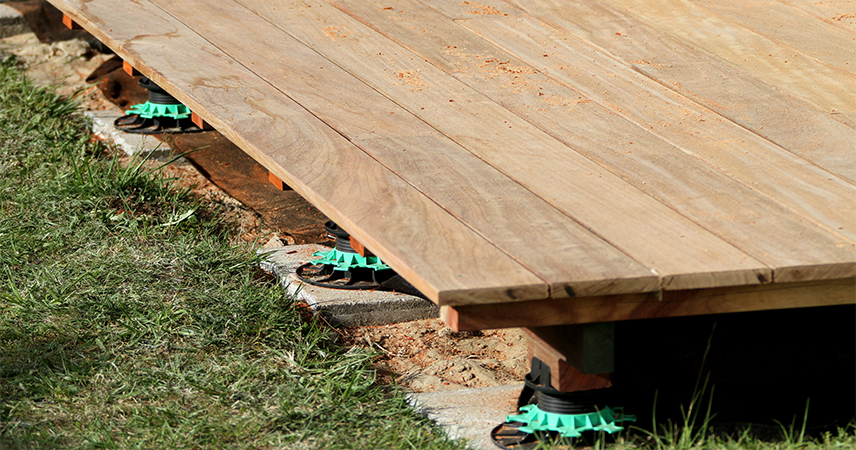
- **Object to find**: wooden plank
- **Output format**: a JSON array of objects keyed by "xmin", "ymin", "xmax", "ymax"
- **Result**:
[
  {"xmin": 329, "ymin": 0, "xmax": 856, "ymax": 284},
  {"xmin": 780, "ymin": 0, "xmax": 856, "ymax": 33},
  {"xmin": 686, "ymin": 0, "xmax": 855, "ymax": 73},
  {"xmin": 495, "ymin": 0, "xmax": 856, "ymax": 183},
  {"xmin": 596, "ymin": 0, "xmax": 856, "ymax": 126},
  {"xmin": 442, "ymin": 278, "xmax": 856, "ymax": 330},
  {"xmin": 48, "ymin": 0, "xmax": 549, "ymax": 305},
  {"xmin": 236, "ymin": 0, "xmax": 775, "ymax": 292},
  {"xmin": 454, "ymin": 16, "xmax": 856, "ymax": 244},
  {"xmin": 144, "ymin": 0, "xmax": 661, "ymax": 300}
]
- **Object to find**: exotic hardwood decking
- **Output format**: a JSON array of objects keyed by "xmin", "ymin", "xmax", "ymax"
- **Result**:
[{"xmin": 49, "ymin": 0, "xmax": 855, "ymax": 329}]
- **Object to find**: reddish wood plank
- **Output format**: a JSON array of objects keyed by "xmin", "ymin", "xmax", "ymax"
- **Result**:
[
  {"xmin": 237, "ymin": 0, "xmax": 777, "ymax": 293},
  {"xmin": 443, "ymin": 278, "xmax": 856, "ymax": 330}
]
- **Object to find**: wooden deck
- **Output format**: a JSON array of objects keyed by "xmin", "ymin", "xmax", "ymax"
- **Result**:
[{"xmin": 49, "ymin": 0, "xmax": 855, "ymax": 330}]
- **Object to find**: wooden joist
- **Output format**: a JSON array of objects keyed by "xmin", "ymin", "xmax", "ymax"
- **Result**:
[
  {"xmin": 527, "ymin": 324, "xmax": 614, "ymax": 391},
  {"xmin": 46, "ymin": 0, "xmax": 855, "ymax": 329}
]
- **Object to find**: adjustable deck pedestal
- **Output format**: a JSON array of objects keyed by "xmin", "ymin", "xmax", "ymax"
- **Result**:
[{"xmin": 492, "ymin": 323, "xmax": 634, "ymax": 449}]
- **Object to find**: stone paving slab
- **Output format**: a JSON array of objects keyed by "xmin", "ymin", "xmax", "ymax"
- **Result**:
[
  {"xmin": 408, "ymin": 384, "xmax": 521, "ymax": 450},
  {"xmin": 0, "ymin": 3, "xmax": 28, "ymax": 39},
  {"xmin": 260, "ymin": 244, "xmax": 439, "ymax": 327},
  {"xmin": 85, "ymin": 109, "xmax": 171, "ymax": 156}
]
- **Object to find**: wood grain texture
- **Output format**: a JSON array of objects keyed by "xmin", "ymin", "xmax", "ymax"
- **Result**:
[
  {"xmin": 331, "ymin": 0, "xmax": 856, "ymax": 284},
  {"xmin": 237, "ymin": 0, "xmax": 775, "ymax": 292},
  {"xmin": 686, "ymin": 0, "xmax": 855, "ymax": 73},
  {"xmin": 597, "ymin": 0, "xmax": 856, "ymax": 124},
  {"xmin": 146, "ymin": 0, "xmax": 659, "ymax": 300},
  {"xmin": 48, "ymin": 0, "xmax": 548, "ymax": 305},
  {"xmin": 443, "ymin": 278, "xmax": 856, "ymax": 330},
  {"xmin": 457, "ymin": 16, "xmax": 856, "ymax": 243},
  {"xmin": 781, "ymin": 0, "xmax": 856, "ymax": 33},
  {"xmin": 498, "ymin": 0, "xmax": 856, "ymax": 183}
]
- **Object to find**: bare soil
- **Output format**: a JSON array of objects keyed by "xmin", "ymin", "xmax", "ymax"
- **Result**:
[
  {"xmin": 0, "ymin": 25, "xmax": 529, "ymax": 394},
  {"xmin": 343, "ymin": 320, "xmax": 528, "ymax": 392}
]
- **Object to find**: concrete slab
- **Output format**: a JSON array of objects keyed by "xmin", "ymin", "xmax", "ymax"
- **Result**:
[
  {"xmin": 260, "ymin": 244, "xmax": 440, "ymax": 327},
  {"xmin": 85, "ymin": 109, "xmax": 172, "ymax": 157},
  {"xmin": 408, "ymin": 384, "xmax": 521, "ymax": 449},
  {"xmin": 0, "ymin": 4, "xmax": 28, "ymax": 39}
]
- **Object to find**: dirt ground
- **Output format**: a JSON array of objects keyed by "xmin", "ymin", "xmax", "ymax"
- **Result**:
[{"xmin": 0, "ymin": 24, "xmax": 529, "ymax": 394}]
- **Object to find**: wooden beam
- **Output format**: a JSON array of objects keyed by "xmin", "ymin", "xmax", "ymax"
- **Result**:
[
  {"xmin": 442, "ymin": 278, "xmax": 856, "ymax": 331},
  {"xmin": 526, "ymin": 323, "xmax": 614, "ymax": 374},
  {"xmin": 527, "ymin": 324, "xmax": 613, "ymax": 392}
]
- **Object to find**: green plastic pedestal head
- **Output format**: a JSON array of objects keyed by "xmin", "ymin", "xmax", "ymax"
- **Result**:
[
  {"xmin": 507, "ymin": 405, "xmax": 635, "ymax": 438},
  {"xmin": 311, "ymin": 248, "xmax": 391, "ymax": 272},
  {"xmin": 125, "ymin": 101, "xmax": 192, "ymax": 120}
]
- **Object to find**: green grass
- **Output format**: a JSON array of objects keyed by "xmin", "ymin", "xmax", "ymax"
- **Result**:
[{"xmin": 0, "ymin": 54, "xmax": 463, "ymax": 449}]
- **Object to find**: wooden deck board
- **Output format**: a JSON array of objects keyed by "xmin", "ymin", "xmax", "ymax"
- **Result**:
[
  {"xmin": 598, "ymin": 0, "xmax": 856, "ymax": 126},
  {"xmin": 237, "ymin": 0, "xmax": 783, "ymax": 292},
  {"xmin": 46, "ymin": 0, "xmax": 856, "ymax": 328},
  {"xmin": 781, "ymin": 0, "xmax": 856, "ymax": 33},
  {"xmin": 444, "ymin": 278, "xmax": 856, "ymax": 330},
  {"xmin": 686, "ymin": 0, "xmax": 855, "ymax": 73},
  {"xmin": 329, "ymin": 0, "xmax": 856, "ymax": 283},
  {"xmin": 496, "ymin": 0, "xmax": 856, "ymax": 183},
  {"xmin": 457, "ymin": 16, "xmax": 856, "ymax": 242}
]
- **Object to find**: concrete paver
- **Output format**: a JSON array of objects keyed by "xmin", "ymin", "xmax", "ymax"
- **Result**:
[
  {"xmin": 408, "ymin": 384, "xmax": 521, "ymax": 450},
  {"xmin": 260, "ymin": 244, "xmax": 439, "ymax": 327},
  {"xmin": 86, "ymin": 109, "xmax": 171, "ymax": 156},
  {"xmin": 0, "ymin": 3, "xmax": 28, "ymax": 39}
]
